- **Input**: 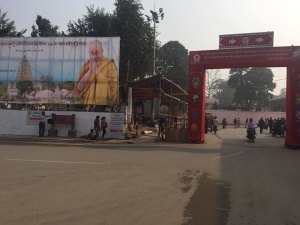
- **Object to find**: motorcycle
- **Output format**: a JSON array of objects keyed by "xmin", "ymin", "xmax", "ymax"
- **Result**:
[
  {"xmin": 272, "ymin": 124, "xmax": 285, "ymax": 137},
  {"xmin": 247, "ymin": 127, "xmax": 256, "ymax": 143}
]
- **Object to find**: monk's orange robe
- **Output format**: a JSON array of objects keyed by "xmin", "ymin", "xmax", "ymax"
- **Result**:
[{"xmin": 74, "ymin": 57, "xmax": 118, "ymax": 105}]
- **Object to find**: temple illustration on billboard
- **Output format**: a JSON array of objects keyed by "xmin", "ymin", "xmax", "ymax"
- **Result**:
[{"xmin": 6, "ymin": 54, "xmax": 75, "ymax": 104}]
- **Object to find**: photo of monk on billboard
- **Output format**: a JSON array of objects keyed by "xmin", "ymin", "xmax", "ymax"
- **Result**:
[{"xmin": 74, "ymin": 40, "xmax": 118, "ymax": 105}]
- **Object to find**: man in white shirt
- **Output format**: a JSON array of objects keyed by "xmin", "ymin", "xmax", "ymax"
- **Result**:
[
  {"xmin": 246, "ymin": 118, "xmax": 256, "ymax": 138},
  {"xmin": 39, "ymin": 111, "xmax": 48, "ymax": 137}
]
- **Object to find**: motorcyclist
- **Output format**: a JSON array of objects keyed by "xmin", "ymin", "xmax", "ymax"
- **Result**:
[{"xmin": 246, "ymin": 118, "xmax": 256, "ymax": 138}]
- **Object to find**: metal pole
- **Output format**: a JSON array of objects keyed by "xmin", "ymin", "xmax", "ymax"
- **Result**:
[
  {"xmin": 153, "ymin": 21, "xmax": 156, "ymax": 75},
  {"xmin": 159, "ymin": 76, "xmax": 161, "ymax": 105}
]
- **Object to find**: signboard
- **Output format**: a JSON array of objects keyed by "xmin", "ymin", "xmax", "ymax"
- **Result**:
[
  {"xmin": 110, "ymin": 113, "xmax": 125, "ymax": 139},
  {"xmin": 110, "ymin": 113, "xmax": 125, "ymax": 132},
  {"xmin": 0, "ymin": 37, "xmax": 120, "ymax": 105},
  {"xmin": 190, "ymin": 46, "xmax": 300, "ymax": 68},
  {"xmin": 27, "ymin": 111, "xmax": 42, "ymax": 125},
  {"xmin": 160, "ymin": 105, "xmax": 169, "ymax": 114},
  {"xmin": 219, "ymin": 31, "xmax": 274, "ymax": 49}
]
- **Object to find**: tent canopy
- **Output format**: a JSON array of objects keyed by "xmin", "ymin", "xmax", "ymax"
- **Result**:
[{"xmin": 127, "ymin": 75, "xmax": 188, "ymax": 104}]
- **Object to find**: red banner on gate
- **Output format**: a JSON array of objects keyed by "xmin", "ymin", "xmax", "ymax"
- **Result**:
[{"xmin": 219, "ymin": 31, "xmax": 274, "ymax": 49}]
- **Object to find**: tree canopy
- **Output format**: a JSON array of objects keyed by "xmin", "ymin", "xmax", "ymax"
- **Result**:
[
  {"xmin": 31, "ymin": 15, "xmax": 61, "ymax": 37},
  {"xmin": 2, "ymin": 1, "xmax": 190, "ymax": 89},
  {"xmin": 67, "ymin": 5, "xmax": 114, "ymax": 37},
  {"xmin": 0, "ymin": 9, "xmax": 26, "ymax": 37},
  {"xmin": 215, "ymin": 79, "xmax": 235, "ymax": 108},
  {"xmin": 112, "ymin": 0, "xmax": 154, "ymax": 83},
  {"xmin": 228, "ymin": 67, "xmax": 276, "ymax": 110},
  {"xmin": 157, "ymin": 41, "xmax": 189, "ymax": 90},
  {"xmin": 16, "ymin": 80, "xmax": 33, "ymax": 98}
]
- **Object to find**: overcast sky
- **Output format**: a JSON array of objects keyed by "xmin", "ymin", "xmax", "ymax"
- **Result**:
[{"xmin": 1, "ymin": 0, "xmax": 300, "ymax": 95}]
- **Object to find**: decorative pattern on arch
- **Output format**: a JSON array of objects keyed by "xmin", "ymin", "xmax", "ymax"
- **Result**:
[{"xmin": 188, "ymin": 46, "xmax": 300, "ymax": 147}]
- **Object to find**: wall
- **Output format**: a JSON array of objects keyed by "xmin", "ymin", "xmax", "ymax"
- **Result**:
[{"xmin": 0, "ymin": 110, "xmax": 125, "ymax": 139}]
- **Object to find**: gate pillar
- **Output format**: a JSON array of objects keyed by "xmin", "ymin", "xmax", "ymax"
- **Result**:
[
  {"xmin": 187, "ymin": 63, "xmax": 206, "ymax": 143},
  {"xmin": 286, "ymin": 63, "xmax": 300, "ymax": 147}
]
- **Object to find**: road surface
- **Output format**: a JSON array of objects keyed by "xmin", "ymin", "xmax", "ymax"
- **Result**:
[{"xmin": 0, "ymin": 127, "xmax": 299, "ymax": 225}]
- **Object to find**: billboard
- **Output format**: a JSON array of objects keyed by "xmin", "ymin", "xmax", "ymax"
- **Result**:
[
  {"xmin": 0, "ymin": 37, "xmax": 120, "ymax": 105},
  {"xmin": 219, "ymin": 31, "xmax": 274, "ymax": 49}
]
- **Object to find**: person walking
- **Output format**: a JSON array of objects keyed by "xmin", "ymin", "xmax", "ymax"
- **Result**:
[
  {"xmin": 212, "ymin": 116, "xmax": 219, "ymax": 134},
  {"xmin": 205, "ymin": 116, "xmax": 209, "ymax": 134},
  {"xmin": 233, "ymin": 117, "xmax": 237, "ymax": 129},
  {"xmin": 100, "ymin": 116, "xmax": 107, "ymax": 140},
  {"xmin": 222, "ymin": 118, "xmax": 227, "ymax": 129},
  {"xmin": 268, "ymin": 117, "xmax": 273, "ymax": 133},
  {"xmin": 94, "ymin": 116, "xmax": 101, "ymax": 140},
  {"xmin": 237, "ymin": 118, "xmax": 241, "ymax": 128},
  {"xmin": 258, "ymin": 117, "xmax": 265, "ymax": 134},
  {"xmin": 245, "ymin": 118, "xmax": 249, "ymax": 128}
]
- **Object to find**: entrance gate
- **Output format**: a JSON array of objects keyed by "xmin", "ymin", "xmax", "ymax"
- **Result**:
[{"xmin": 188, "ymin": 46, "xmax": 300, "ymax": 147}]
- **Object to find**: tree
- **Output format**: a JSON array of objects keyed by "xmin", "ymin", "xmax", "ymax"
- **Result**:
[
  {"xmin": 112, "ymin": 0, "xmax": 154, "ymax": 83},
  {"xmin": 0, "ymin": 81, "xmax": 8, "ymax": 98},
  {"xmin": 31, "ymin": 15, "xmax": 61, "ymax": 37},
  {"xmin": 39, "ymin": 75, "xmax": 56, "ymax": 90},
  {"xmin": 157, "ymin": 41, "xmax": 189, "ymax": 90},
  {"xmin": 59, "ymin": 81, "xmax": 75, "ymax": 91},
  {"xmin": 228, "ymin": 67, "xmax": 276, "ymax": 110},
  {"xmin": 67, "ymin": 1, "xmax": 154, "ymax": 84},
  {"xmin": 279, "ymin": 88, "xmax": 286, "ymax": 96},
  {"xmin": 67, "ymin": 5, "xmax": 114, "ymax": 37},
  {"xmin": 16, "ymin": 80, "xmax": 33, "ymax": 98},
  {"xmin": 215, "ymin": 80, "xmax": 235, "ymax": 108},
  {"xmin": 206, "ymin": 69, "xmax": 224, "ymax": 98},
  {"xmin": 0, "ymin": 9, "xmax": 26, "ymax": 37}
]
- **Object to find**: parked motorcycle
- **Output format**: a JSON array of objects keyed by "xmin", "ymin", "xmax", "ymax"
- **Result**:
[{"xmin": 247, "ymin": 128, "xmax": 256, "ymax": 143}]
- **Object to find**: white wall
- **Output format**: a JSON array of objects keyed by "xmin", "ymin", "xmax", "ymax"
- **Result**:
[
  {"xmin": 0, "ymin": 110, "xmax": 125, "ymax": 139},
  {"xmin": 0, "ymin": 109, "xmax": 285, "ymax": 138}
]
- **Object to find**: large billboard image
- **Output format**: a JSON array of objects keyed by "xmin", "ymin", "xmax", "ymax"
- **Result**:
[{"xmin": 0, "ymin": 37, "xmax": 120, "ymax": 105}]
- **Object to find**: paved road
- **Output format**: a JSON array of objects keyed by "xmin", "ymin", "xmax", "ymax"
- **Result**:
[{"xmin": 0, "ymin": 127, "xmax": 299, "ymax": 225}]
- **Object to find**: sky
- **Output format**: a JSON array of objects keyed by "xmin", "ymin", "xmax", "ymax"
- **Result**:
[{"xmin": 1, "ymin": 0, "xmax": 300, "ymax": 95}]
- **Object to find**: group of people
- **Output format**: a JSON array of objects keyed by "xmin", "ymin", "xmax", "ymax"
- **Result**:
[
  {"xmin": 88, "ymin": 116, "xmax": 108, "ymax": 141},
  {"xmin": 245, "ymin": 117, "xmax": 286, "ymax": 134},
  {"xmin": 246, "ymin": 117, "xmax": 287, "ymax": 138},
  {"xmin": 205, "ymin": 116, "xmax": 219, "ymax": 134},
  {"xmin": 38, "ymin": 111, "xmax": 108, "ymax": 141},
  {"xmin": 205, "ymin": 115, "xmax": 287, "ymax": 137}
]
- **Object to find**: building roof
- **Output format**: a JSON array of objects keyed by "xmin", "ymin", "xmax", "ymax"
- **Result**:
[
  {"xmin": 269, "ymin": 95, "xmax": 286, "ymax": 102},
  {"xmin": 127, "ymin": 75, "xmax": 188, "ymax": 104}
]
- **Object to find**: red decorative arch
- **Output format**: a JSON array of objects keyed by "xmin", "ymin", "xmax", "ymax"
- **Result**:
[{"xmin": 188, "ymin": 46, "xmax": 300, "ymax": 147}]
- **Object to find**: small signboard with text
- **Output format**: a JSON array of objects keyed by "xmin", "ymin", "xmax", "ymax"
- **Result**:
[
  {"xmin": 27, "ymin": 111, "xmax": 42, "ymax": 125},
  {"xmin": 219, "ymin": 31, "xmax": 274, "ymax": 49}
]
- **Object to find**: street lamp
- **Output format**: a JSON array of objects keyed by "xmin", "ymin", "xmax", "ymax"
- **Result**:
[{"xmin": 145, "ymin": 7, "xmax": 164, "ymax": 75}]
